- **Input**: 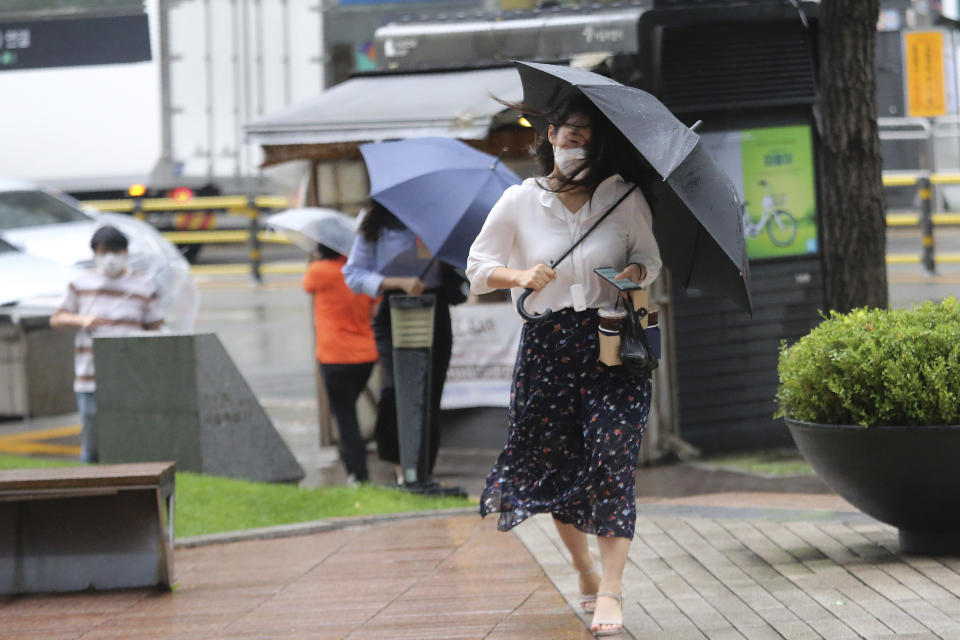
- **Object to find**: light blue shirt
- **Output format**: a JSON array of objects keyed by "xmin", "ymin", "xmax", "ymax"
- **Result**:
[{"xmin": 342, "ymin": 227, "xmax": 443, "ymax": 298}]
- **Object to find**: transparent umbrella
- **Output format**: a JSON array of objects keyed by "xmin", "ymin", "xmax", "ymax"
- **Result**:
[
  {"xmin": 265, "ymin": 207, "xmax": 358, "ymax": 256},
  {"xmin": 93, "ymin": 212, "xmax": 198, "ymax": 331}
]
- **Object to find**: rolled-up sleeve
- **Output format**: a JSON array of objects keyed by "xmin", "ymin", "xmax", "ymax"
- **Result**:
[
  {"xmin": 466, "ymin": 186, "xmax": 519, "ymax": 295},
  {"xmin": 626, "ymin": 188, "xmax": 662, "ymax": 287},
  {"xmin": 342, "ymin": 235, "xmax": 384, "ymax": 298}
]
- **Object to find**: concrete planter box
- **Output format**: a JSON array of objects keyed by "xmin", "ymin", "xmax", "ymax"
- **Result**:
[{"xmin": 786, "ymin": 418, "xmax": 960, "ymax": 554}]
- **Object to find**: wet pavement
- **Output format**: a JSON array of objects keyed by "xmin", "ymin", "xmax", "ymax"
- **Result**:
[
  {"xmin": 2, "ymin": 256, "xmax": 960, "ymax": 639},
  {"xmin": 3, "ymin": 247, "xmax": 957, "ymax": 490},
  {"xmin": 5, "ymin": 494, "xmax": 960, "ymax": 639},
  {"xmin": 522, "ymin": 492, "xmax": 960, "ymax": 639},
  {"xmin": 0, "ymin": 514, "xmax": 591, "ymax": 640}
]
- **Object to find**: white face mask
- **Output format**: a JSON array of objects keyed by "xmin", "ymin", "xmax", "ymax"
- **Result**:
[
  {"xmin": 553, "ymin": 145, "xmax": 588, "ymax": 180},
  {"xmin": 95, "ymin": 252, "xmax": 127, "ymax": 278}
]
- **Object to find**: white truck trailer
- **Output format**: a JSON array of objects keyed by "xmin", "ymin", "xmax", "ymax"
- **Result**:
[{"xmin": 0, "ymin": 0, "xmax": 325, "ymax": 203}]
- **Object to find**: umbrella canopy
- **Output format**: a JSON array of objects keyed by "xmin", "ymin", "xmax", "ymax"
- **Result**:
[
  {"xmin": 265, "ymin": 208, "xmax": 358, "ymax": 256},
  {"xmin": 359, "ymin": 137, "xmax": 522, "ymax": 270},
  {"xmin": 514, "ymin": 61, "xmax": 751, "ymax": 313}
]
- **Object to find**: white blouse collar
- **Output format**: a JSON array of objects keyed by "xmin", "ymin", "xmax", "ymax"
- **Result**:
[{"xmin": 535, "ymin": 174, "xmax": 628, "ymax": 219}]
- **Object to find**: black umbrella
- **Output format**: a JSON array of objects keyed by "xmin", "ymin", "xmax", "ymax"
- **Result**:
[{"xmin": 513, "ymin": 61, "xmax": 752, "ymax": 317}]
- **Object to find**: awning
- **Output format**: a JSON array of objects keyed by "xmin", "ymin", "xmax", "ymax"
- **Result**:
[{"xmin": 245, "ymin": 66, "xmax": 523, "ymax": 146}]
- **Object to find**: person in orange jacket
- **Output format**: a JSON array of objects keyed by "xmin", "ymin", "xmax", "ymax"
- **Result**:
[{"xmin": 303, "ymin": 242, "xmax": 379, "ymax": 483}]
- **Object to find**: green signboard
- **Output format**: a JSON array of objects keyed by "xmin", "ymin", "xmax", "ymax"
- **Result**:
[{"xmin": 703, "ymin": 125, "xmax": 817, "ymax": 260}]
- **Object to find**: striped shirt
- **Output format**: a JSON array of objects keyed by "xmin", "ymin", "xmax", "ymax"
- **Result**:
[{"xmin": 57, "ymin": 268, "xmax": 164, "ymax": 392}]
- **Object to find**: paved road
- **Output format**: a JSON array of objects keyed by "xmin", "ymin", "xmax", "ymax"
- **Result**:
[{"xmin": 3, "ymin": 225, "xmax": 954, "ymax": 488}]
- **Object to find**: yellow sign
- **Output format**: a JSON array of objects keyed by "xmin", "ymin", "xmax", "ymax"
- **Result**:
[{"xmin": 905, "ymin": 30, "xmax": 947, "ymax": 117}]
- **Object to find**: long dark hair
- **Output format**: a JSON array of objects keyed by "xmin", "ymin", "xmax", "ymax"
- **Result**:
[
  {"xmin": 359, "ymin": 200, "xmax": 405, "ymax": 243},
  {"xmin": 498, "ymin": 92, "xmax": 655, "ymax": 193}
]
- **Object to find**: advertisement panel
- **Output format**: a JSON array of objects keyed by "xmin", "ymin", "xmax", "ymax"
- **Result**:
[
  {"xmin": 904, "ymin": 30, "xmax": 949, "ymax": 118},
  {"xmin": 702, "ymin": 124, "xmax": 817, "ymax": 260}
]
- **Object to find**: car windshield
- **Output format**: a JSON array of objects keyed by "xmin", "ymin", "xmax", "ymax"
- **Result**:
[{"xmin": 0, "ymin": 190, "xmax": 90, "ymax": 230}]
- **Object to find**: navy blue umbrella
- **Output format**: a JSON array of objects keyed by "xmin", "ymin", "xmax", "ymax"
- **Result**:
[{"xmin": 359, "ymin": 137, "xmax": 521, "ymax": 270}]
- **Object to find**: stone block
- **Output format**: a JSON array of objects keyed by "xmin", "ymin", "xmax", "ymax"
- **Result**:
[{"xmin": 94, "ymin": 333, "xmax": 304, "ymax": 483}]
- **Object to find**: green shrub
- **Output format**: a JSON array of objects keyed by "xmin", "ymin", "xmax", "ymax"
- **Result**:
[{"xmin": 775, "ymin": 297, "xmax": 960, "ymax": 427}]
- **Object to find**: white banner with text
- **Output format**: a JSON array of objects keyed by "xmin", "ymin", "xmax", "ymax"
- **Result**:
[{"xmin": 441, "ymin": 303, "xmax": 522, "ymax": 409}]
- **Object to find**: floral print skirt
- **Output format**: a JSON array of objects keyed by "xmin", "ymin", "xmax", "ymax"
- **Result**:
[{"xmin": 479, "ymin": 307, "xmax": 652, "ymax": 538}]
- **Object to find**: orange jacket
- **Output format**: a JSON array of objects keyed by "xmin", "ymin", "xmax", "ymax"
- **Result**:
[{"xmin": 302, "ymin": 257, "xmax": 378, "ymax": 364}]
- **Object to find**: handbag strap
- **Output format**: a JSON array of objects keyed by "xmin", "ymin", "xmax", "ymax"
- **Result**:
[
  {"xmin": 549, "ymin": 184, "xmax": 639, "ymax": 270},
  {"xmin": 615, "ymin": 288, "xmax": 649, "ymax": 318}
]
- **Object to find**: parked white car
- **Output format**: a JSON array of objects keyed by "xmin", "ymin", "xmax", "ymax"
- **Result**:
[
  {"xmin": 0, "ymin": 237, "xmax": 74, "ymax": 308},
  {"xmin": 0, "ymin": 180, "xmax": 198, "ymax": 330}
]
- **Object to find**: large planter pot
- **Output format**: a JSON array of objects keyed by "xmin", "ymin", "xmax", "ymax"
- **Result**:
[{"xmin": 786, "ymin": 418, "xmax": 960, "ymax": 554}]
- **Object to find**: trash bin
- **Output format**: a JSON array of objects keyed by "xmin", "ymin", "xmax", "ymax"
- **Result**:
[{"xmin": 389, "ymin": 294, "xmax": 437, "ymax": 487}]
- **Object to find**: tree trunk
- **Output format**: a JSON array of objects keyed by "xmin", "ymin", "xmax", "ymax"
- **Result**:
[{"xmin": 818, "ymin": 0, "xmax": 888, "ymax": 312}]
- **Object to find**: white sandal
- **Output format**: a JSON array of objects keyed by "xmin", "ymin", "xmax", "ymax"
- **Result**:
[{"xmin": 590, "ymin": 592, "xmax": 623, "ymax": 637}]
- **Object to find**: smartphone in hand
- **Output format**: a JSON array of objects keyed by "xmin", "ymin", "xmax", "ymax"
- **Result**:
[{"xmin": 593, "ymin": 266, "xmax": 644, "ymax": 291}]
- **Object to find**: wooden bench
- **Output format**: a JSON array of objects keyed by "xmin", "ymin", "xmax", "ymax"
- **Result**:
[{"xmin": 0, "ymin": 462, "xmax": 175, "ymax": 594}]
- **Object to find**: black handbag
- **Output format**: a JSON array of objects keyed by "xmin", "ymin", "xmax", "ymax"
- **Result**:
[{"xmin": 620, "ymin": 300, "xmax": 658, "ymax": 377}]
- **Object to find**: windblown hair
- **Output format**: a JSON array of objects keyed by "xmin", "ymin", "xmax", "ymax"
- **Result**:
[
  {"xmin": 359, "ymin": 200, "xmax": 405, "ymax": 243},
  {"xmin": 496, "ymin": 91, "xmax": 655, "ymax": 193}
]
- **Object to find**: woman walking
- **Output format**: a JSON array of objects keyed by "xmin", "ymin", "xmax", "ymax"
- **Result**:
[
  {"xmin": 466, "ymin": 94, "xmax": 661, "ymax": 636},
  {"xmin": 303, "ymin": 242, "xmax": 378, "ymax": 484},
  {"xmin": 343, "ymin": 202, "xmax": 454, "ymax": 484}
]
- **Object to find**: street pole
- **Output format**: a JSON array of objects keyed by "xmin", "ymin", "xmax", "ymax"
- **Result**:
[{"xmin": 919, "ymin": 175, "xmax": 936, "ymax": 274}]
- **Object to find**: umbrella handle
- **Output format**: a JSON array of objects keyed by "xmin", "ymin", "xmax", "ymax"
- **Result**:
[{"xmin": 516, "ymin": 288, "xmax": 553, "ymax": 322}]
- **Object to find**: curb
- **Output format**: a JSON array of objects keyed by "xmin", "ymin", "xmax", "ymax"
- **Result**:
[{"xmin": 175, "ymin": 506, "xmax": 479, "ymax": 549}]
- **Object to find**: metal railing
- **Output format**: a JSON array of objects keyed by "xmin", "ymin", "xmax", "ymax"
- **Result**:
[
  {"xmin": 882, "ymin": 172, "xmax": 960, "ymax": 272},
  {"xmin": 81, "ymin": 195, "xmax": 291, "ymax": 281},
  {"xmin": 83, "ymin": 177, "xmax": 959, "ymax": 278},
  {"xmin": 879, "ymin": 116, "xmax": 960, "ymax": 271}
]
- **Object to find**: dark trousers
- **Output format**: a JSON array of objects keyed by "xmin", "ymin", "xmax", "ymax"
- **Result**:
[
  {"xmin": 321, "ymin": 361, "xmax": 375, "ymax": 481},
  {"xmin": 372, "ymin": 290, "xmax": 452, "ymax": 475}
]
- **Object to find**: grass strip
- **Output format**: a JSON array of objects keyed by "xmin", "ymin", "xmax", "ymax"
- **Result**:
[
  {"xmin": 0, "ymin": 454, "xmax": 473, "ymax": 537},
  {"xmin": 698, "ymin": 450, "xmax": 814, "ymax": 477}
]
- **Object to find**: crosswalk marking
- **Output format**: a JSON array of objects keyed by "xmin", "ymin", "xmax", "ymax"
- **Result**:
[{"xmin": 0, "ymin": 425, "xmax": 82, "ymax": 456}]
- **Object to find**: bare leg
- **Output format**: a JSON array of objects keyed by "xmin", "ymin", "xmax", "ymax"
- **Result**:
[
  {"xmin": 592, "ymin": 535, "xmax": 631, "ymax": 633},
  {"xmin": 553, "ymin": 519, "xmax": 600, "ymax": 604}
]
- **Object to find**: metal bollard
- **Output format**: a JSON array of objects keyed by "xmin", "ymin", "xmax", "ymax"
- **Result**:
[
  {"xmin": 389, "ymin": 294, "xmax": 436, "ymax": 487},
  {"xmin": 132, "ymin": 196, "xmax": 146, "ymax": 222},
  {"xmin": 247, "ymin": 197, "xmax": 262, "ymax": 283},
  {"xmin": 919, "ymin": 176, "xmax": 936, "ymax": 274}
]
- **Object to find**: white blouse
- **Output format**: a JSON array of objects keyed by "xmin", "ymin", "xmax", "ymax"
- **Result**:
[{"xmin": 467, "ymin": 174, "xmax": 662, "ymax": 316}]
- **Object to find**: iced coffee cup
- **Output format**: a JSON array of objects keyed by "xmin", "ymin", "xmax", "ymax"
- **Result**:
[
  {"xmin": 597, "ymin": 308, "xmax": 627, "ymax": 333},
  {"xmin": 597, "ymin": 308, "xmax": 627, "ymax": 366}
]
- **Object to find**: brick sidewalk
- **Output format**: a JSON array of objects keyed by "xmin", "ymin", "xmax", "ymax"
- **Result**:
[
  {"xmin": 517, "ymin": 493, "xmax": 960, "ymax": 639},
  {"xmin": 0, "ymin": 514, "xmax": 590, "ymax": 640}
]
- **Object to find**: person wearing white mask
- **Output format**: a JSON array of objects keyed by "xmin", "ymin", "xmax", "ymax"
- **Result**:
[
  {"xmin": 51, "ymin": 225, "xmax": 164, "ymax": 462},
  {"xmin": 467, "ymin": 93, "xmax": 661, "ymax": 637}
]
